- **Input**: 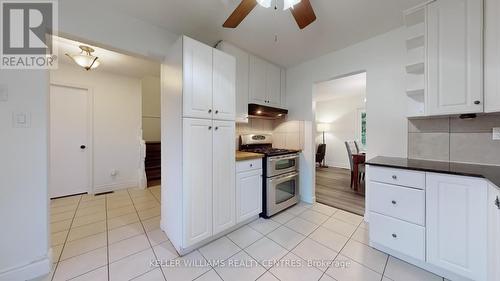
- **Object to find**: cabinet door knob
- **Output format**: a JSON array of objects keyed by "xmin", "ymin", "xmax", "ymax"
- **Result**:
[
  {"xmin": 392, "ymin": 233, "xmax": 397, "ymax": 238},
  {"xmin": 250, "ymin": 164, "xmax": 253, "ymax": 167},
  {"xmin": 495, "ymin": 196, "xmax": 500, "ymax": 209},
  {"xmin": 208, "ymin": 109, "xmax": 212, "ymax": 113},
  {"xmin": 391, "ymin": 200, "xmax": 397, "ymax": 205},
  {"xmin": 392, "ymin": 175, "xmax": 397, "ymax": 180},
  {"xmin": 208, "ymin": 126, "xmax": 212, "ymax": 130},
  {"xmin": 215, "ymin": 127, "xmax": 219, "ymax": 130},
  {"xmin": 80, "ymin": 145, "xmax": 86, "ymax": 149},
  {"xmin": 474, "ymin": 100, "xmax": 481, "ymax": 105},
  {"xmin": 215, "ymin": 110, "xmax": 219, "ymax": 114}
]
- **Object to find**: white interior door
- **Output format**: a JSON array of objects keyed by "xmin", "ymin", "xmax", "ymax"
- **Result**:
[{"xmin": 49, "ymin": 85, "xmax": 91, "ymax": 198}]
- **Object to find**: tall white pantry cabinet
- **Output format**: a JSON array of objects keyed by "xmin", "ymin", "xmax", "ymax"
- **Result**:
[{"xmin": 161, "ymin": 36, "xmax": 237, "ymax": 254}]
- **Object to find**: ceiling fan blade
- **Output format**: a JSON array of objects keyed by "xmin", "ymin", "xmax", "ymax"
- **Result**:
[
  {"xmin": 290, "ymin": 0, "xmax": 317, "ymax": 29},
  {"xmin": 223, "ymin": 0, "xmax": 258, "ymax": 28}
]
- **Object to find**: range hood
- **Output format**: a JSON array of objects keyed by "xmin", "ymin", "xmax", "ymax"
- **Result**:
[{"xmin": 248, "ymin": 103, "xmax": 288, "ymax": 119}]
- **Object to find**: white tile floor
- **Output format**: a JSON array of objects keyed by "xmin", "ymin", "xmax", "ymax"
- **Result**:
[{"xmin": 40, "ymin": 187, "xmax": 446, "ymax": 281}]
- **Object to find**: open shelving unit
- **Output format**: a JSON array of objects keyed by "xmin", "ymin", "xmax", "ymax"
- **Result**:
[{"xmin": 404, "ymin": 6, "xmax": 426, "ymax": 117}]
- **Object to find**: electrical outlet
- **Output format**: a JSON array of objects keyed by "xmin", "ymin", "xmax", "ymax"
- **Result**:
[{"xmin": 493, "ymin": 127, "xmax": 500, "ymax": 140}]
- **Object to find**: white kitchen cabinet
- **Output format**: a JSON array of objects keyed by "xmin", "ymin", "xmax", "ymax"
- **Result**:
[
  {"xmin": 426, "ymin": 173, "xmax": 488, "ymax": 281},
  {"xmin": 183, "ymin": 37, "xmax": 214, "ymax": 119},
  {"xmin": 485, "ymin": 0, "xmax": 500, "ymax": 113},
  {"xmin": 212, "ymin": 121, "xmax": 236, "ymax": 235},
  {"xmin": 182, "ymin": 118, "xmax": 214, "ymax": 247},
  {"xmin": 488, "ymin": 184, "xmax": 500, "ymax": 281},
  {"xmin": 266, "ymin": 63, "xmax": 281, "ymax": 107},
  {"xmin": 213, "ymin": 49, "xmax": 236, "ymax": 121},
  {"xmin": 426, "ymin": 0, "xmax": 483, "ymax": 115},
  {"xmin": 163, "ymin": 36, "xmax": 237, "ymax": 253},
  {"xmin": 216, "ymin": 42, "xmax": 250, "ymax": 122},
  {"xmin": 249, "ymin": 55, "xmax": 268, "ymax": 105},
  {"xmin": 280, "ymin": 68, "xmax": 286, "ymax": 107},
  {"xmin": 236, "ymin": 160, "xmax": 262, "ymax": 223},
  {"xmin": 218, "ymin": 42, "xmax": 287, "ymax": 112}
]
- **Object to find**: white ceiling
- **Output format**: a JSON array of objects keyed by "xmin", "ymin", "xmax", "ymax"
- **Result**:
[
  {"xmin": 53, "ymin": 36, "xmax": 160, "ymax": 78},
  {"xmin": 314, "ymin": 72, "xmax": 366, "ymax": 101},
  {"xmin": 95, "ymin": 0, "xmax": 425, "ymax": 67}
]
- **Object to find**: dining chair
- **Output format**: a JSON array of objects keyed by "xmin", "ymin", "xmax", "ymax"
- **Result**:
[{"xmin": 345, "ymin": 141, "xmax": 356, "ymax": 188}]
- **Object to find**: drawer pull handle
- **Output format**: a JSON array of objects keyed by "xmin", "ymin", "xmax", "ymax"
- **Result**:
[
  {"xmin": 391, "ymin": 200, "xmax": 397, "ymax": 205},
  {"xmin": 392, "ymin": 175, "xmax": 397, "ymax": 180},
  {"xmin": 392, "ymin": 233, "xmax": 397, "ymax": 238}
]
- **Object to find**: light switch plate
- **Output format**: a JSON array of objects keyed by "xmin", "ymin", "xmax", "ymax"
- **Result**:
[
  {"xmin": 493, "ymin": 127, "xmax": 500, "ymax": 140},
  {"xmin": 12, "ymin": 112, "xmax": 31, "ymax": 128},
  {"xmin": 0, "ymin": 85, "xmax": 7, "ymax": 102}
]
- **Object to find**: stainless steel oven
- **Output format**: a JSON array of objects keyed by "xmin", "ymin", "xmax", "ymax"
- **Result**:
[
  {"xmin": 267, "ymin": 153, "xmax": 300, "ymax": 177},
  {"xmin": 266, "ymin": 171, "xmax": 299, "ymax": 217}
]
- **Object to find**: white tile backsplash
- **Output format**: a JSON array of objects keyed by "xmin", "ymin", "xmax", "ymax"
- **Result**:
[{"xmin": 236, "ymin": 119, "xmax": 305, "ymax": 150}]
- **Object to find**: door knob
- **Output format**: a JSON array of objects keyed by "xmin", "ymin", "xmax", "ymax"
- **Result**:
[
  {"xmin": 80, "ymin": 145, "xmax": 86, "ymax": 149},
  {"xmin": 215, "ymin": 110, "xmax": 219, "ymax": 114},
  {"xmin": 392, "ymin": 175, "xmax": 397, "ymax": 180},
  {"xmin": 208, "ymin": 109, "xmax": 212, "ymax": 113},
  {"xmin": 391, "ymin": 200, "xmax": 397, "ymax": 205},
  {"xmin": 392, "ymin": 233, "xmax": 397, "ymax": 238},
  {"xmin": 474, "ymin": 100, "xmax": 481, "ymax": 105},
  {"xmin": 215, "ymin": 127, "xmax": 219, "ymax": 130},
  {"xmin": 208, "ymin": 126, "xmax": 212, "ymax": 130}
]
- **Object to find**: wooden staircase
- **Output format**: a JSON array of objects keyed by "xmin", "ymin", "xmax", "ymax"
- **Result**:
[{"xmin": 145, "ymin": 142, "xmax": 161, "ymax": 187}]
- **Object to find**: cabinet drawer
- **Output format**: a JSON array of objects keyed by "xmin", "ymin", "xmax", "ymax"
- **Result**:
[
  {"xmin": 369, "ymin": 166, "xmax": 425, "ymax": 189},
  {"xmin": 236, "ymin": 159, "xmax": 262, "ymax": 172},
  {"xmin": 369, "ymin": 182, "xmax": 425, "ymax": 225},
  {"xmin": 369, "ymin": 212, "xmax": 425, "ymax": 261}
]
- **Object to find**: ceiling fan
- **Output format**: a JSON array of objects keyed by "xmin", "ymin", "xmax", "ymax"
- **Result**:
[{"xmin": 223, "ymin": 0, "xmax": 316, "ymax": 30}]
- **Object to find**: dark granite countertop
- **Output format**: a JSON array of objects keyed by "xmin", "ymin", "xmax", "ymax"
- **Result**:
[{"xmin": 366, "ymin": 156, "xmax": 500, "ymax": 188}]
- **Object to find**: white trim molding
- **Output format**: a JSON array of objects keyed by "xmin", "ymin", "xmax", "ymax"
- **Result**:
[{"xmin": 0, "ymin": 255, "xmax": 51, "ymax": 281}]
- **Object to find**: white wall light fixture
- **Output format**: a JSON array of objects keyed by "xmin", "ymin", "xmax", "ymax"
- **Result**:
[{"xmin": 66, "ymin": 45, "xmax": 101, "ymax": 71}]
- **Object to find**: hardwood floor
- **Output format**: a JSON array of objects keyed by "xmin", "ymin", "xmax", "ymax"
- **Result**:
[{"xmin": 315, "ymin": 167, "xmax": 365, "ymax": 215}]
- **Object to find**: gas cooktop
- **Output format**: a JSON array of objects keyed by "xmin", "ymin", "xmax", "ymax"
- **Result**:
[{"xmin": 240, "ymin": 147, "xmax": 300, "ymax": 157}]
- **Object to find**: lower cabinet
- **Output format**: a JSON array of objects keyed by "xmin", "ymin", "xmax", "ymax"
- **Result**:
[
  {"xmin": 488, "ymin": 184, "xmax": 500, "ymax": 281},
  {"xmin": 183, "ymin": 118, "xmax": 214, "ymax": 247},
  {"xmin": 368, "ymin": 165, "xmax": 494, "ymax": 281},
  {"xmin": 236, "ymin": 160, "xmax": 262, "ymax": 223},
  {"xmin": 426, "ymin": 174, "xmax": 488, "ymax": 281},
  {"xmin": 212, "ymin": 121, "xmax": 236, "ymax": 235}
]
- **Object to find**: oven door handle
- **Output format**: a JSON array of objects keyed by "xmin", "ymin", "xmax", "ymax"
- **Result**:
[
  {"xmin": 269, "ymin": 172, "xmax": 299, "ymax": 182},
  {"xmin": 269, "ymin": 154, "xmax": 299, "ymax": 162}
]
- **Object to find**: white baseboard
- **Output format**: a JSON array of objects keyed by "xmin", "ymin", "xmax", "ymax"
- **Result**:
[
  {"xmin": 93, "ymin": 180, "xmax": 138, "ymax": 194},
  {"xmin": 325, "ymin": 161, "xmax": 349, "ymax": 169},
  {"xmin": 0, "ymin": 255, "xmax": 51, "ymax": 281}
]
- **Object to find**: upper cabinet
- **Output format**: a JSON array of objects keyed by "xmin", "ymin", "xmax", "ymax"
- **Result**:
[
  {"xmin": 426, "ymin": 0, "xmax": 483, "ymax": 115},
  {"xmin": 213, "ymin": 49, "xmax": 236, "ymax": 121},
  {"xmin": 217, "ymin": 42, "xmax": 287, "ymax": 123},
  {"xmin": 183, "ymin": 37, "xmax": 214, "ymax": 119},
  {"xmin": 183, "ymin": 37, "xmax": 236, "ymax": 121},
  {"xmin": 249, "ymin": 55, "xmax": 268, "ymax": 105},
  {"xmin": 405, "ymin": 0, "xmax": 484, "ymax": 117},
  {"xmin": 249, "ymin": 55, "xmax": 283, "ymax": 107},
  {"xmin": 485, "ymin": 0, "xmax": 500, "ymax": 113},
  {"xmin": 216, "ymin": 42, "xmax": 249, "ymax": 122}
]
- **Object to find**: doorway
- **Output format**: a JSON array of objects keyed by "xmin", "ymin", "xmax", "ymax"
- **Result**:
[
  {"xmin": 49, "ymin": 84, "xmax": 92, "ymax": 198},
  {"xmin": 313, "ymin": 72, "xmax": 367, "ymax": 215}
]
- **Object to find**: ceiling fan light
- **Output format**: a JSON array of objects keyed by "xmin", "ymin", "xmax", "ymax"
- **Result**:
[
  {"xmin": 256, "ymin": 0, "xmax": 272, "ymax": 8},
  {"xmin": 283, "ymin": 0, "xmax": 301, "ymax": 10}
]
